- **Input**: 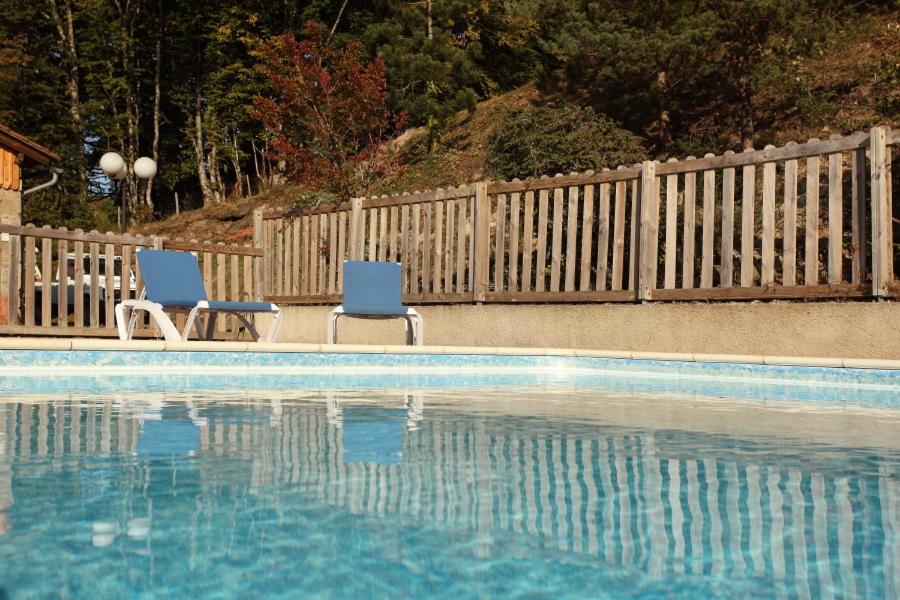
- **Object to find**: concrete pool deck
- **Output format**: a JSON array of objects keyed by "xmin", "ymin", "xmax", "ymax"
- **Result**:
[{"xmin": 0, "ymin": 337, "xmax": 898, "ymax": 370}]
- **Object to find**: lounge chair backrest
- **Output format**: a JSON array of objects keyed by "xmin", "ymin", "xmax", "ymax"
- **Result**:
[
  {"xmin": 342, "ymin": 261, "xmax": 405, "ymax": 315},
  {"xmin": 137, "ymin": 250, "xmax": 208, "ymax": 306}
]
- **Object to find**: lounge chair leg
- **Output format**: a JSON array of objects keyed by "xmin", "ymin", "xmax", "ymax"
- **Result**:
[
  {"xmin": 327, "ymin": 312, "xmax": 339, "ymax": 344},
  {"xmin": 204, "ymin": 313, "xmax": 218, "ymax": 340},
  {"xmin": 263, "ymin": 309, "xmax": 282, "ymax": 343},
  {"xmin": 183, "ymin": 307, "xmax": 202, "ymax": 341},
  {"xmin": 115, "ymin": 304, "xmax": 129, "ymax": 340},
  {"xmin": 404, "ymin": 317, "xmax": 414, "ymax": 345}
]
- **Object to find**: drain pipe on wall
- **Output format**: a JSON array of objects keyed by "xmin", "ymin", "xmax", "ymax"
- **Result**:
[{"xmin": 22, "ymin": 167, "xmax": 63, "ymax": 196}]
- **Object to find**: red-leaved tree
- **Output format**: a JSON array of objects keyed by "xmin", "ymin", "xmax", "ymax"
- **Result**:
[{"xmin": 252, "ymin": 23, "xmax": 404, "ymax": 197}]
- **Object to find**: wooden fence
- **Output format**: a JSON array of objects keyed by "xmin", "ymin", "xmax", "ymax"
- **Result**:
[
  {"xmin": 261, "ymin": 126, "xmax": 898, "ymax": 305},
  {"xmin": 0, "ymin": 224, "xmax": 263, "ymax": 338}
]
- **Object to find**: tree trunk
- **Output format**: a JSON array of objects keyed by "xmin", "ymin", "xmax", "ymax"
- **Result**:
[
  {"xmin": 145, "ymin": 0, "xmax": 162, "ymax": 211},
  {"xmin": 657, "ymin": 69, "xmax": 672, "ymax": 157},
  {"xmin": 46, "ymin": 0, "xmax": 86, "ymax": 187},
  {"xmin": 426, "ymin": 0, "xmax": 433, "ymax": 40},
  {"xmin": 739, "ymin": 72, "xmax": 754, "ymax": 150},
  {"xmin": 193, "ymin": 90, "xmax": 214, "ymax": 206},
  {"xmin": 231, "ymin": 129, "xmax": 243, "ymax": 198}
]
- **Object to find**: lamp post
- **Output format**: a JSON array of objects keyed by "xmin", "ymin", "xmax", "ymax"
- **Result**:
[{"xmin": 99, "ymin": 152, "xmax": 157, "ymax": 234}]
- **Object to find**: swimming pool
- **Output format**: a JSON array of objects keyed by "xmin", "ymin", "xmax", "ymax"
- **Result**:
[{"xmin": 0, "ymin": 350, "xmax": 897, "ymax": 598}]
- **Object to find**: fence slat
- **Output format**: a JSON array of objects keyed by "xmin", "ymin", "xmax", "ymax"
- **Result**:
[
  {"xmin": 579, "ymin": 185, "xmax": 593, "ymax": 291},
  {"xmin": 368, "ymin": 207, "xmax": 378, "ymax": 261},
  {"xmin": 274, "ymin": 219, "xmax": 283, "ymax": 296},
  {"xmin": 231, "ymin": 254, "xmax": 239, "ymax": 303},
  {"xmin": 550, "ymin": 186, "xmax": 564, "ymax": 292},
  {"xmin": 422, "ymin": 202, "xmax": 432, "ymax": 293},
  {"xmin": 783, "ymin": 156, "xmax": 798, "ymax": 286},
  {"xmin": 313, "ymin": 215, "xmax": 323, "ymax": 295},
  {"xmin": 639, "ymin": 161, "xmax": 658, "ymax": 300},
  {"xmin": 473, "ymin": 182, "xmax": 490, "ymax": 301},
  {"xmin": 682, "ymin": 170, "xmax": 697, "ymax": 289},
  {"xmin": 389, "ymin": 206, "xmax": 400, "ymax": 264},
  {"xmin": 89, "ymin": 239, "xmax": 100, "ymax": 328},
  {"xmin": 444, "ymin": 200, "xmax": 453, "ymax": 293},
  {"xmin": 23, "ymin": 235, "xmax": 35, "ymax": 327},
  {"xmin": 292, "ymin": 219, "xmax": 301, "ymax": 295},
  {"xmin": 432, "ymin": 201, "xmax": 443, "ymax": 293},
  {"xmin": 701, "ymin": 163, "xmax": 715, "ymax": 288},
  {"xmin": 495, "ymin": 194, "xmax": 506, "ymax": 291},
  {"xmin": 628, "ymin": 178, "xmax": 639, "ymax": 291},
  {"xmin": 828, "ymin": 151, "xmax": 843, "ymax": 283},
  {"xmin": 319, "ymin": 215, "xmax": 327, "ymax": 293},
  {"xmin": 8, "ymin": 234, "xmax": 20, "ymax": 325},
  {"xmin": 721, "ymin": 163, "xmax": 735, "ymax": 288},
  {"xmin": 611, "ymin": 179, "xmax": 626, "ymax": 291},
  {"xmin": 456, "ymin": 199, "xmax": 467, "ymax": 293},
  {"xmin": 411, "ymin": 204, "xmax": 421, "ymax": 293},
  {"xmin": 522, "ymin": 191, "xmax": 535, "ymax": 293},
  {"xmin": 303, "ymin": 215, "xmax": 311, "ymax": 294},
  {"xmin": 337, "ymin": 212, "xmax": 347, "ymax": 291},
  {"xmin": 104, "ymin": 240, "xmax": 115, "ymax": 328},
  {"xmin": 761, "ymin": 157, "xmax": 777, "ymax": 286},
  {"xmin": 870, "ymin": 126, "xmax": 891, "ymax": 296},
  {"xmin": 664, "ymin": 163, "xmax": 678, "ymax": 289},
  {"xmin": 283, "ymin": 219, "xmax": 292, "ymax": 296},
  {"xmin": 803, "ymin": 153, "xmax": 821, "ymax": 285},
  {"xmin": 401, "ymin": 204, "xmax": 410, "ymax": 292},
  {"xmin": 565, "ymin": 184, "xmax": 579, "ymax": 291},
  {"xmin": 242, "ymin": 251, "xmax": 252, "ymax": 302},
  {"xmin": 535, "ymin": 188, "xmax": 549, "ymax": 292},
  {"xmin": 41, "ymin": 233, "xmax": 52, "ymax": 326},
  {"xmin": 378, "ymin": 207, "xmax": 388, "ymax": 262},
  {"xmin": 73, "ymin": 236, "xmax": 83, "ymax": 328},
  {"xmin": 57, "ymin": 234, "xmax": 69, "ymax": 327},
  {"xmin": 851, "ymin": 147, "xmax": 867, "ymax": 284},
  {"xmin": 741, "ymin": 162, "xmax": 757, "ymax": 287},
  {"xmin": 328, "ymin": 213, "xmax": 337, "ymax": 294},
  {"xmin": 596, "ymin": 182, "xmax": 611, "ymax": 291}
]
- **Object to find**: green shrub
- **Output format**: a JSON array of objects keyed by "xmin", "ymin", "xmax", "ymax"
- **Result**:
[{"xmin": 485, "ymin": 103, "xmax": 646, "ymax": 180}]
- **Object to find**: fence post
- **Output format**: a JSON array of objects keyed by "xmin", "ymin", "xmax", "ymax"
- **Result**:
[
  {"xmin": 472, "ymin": 182, "xmax": 490, "ymax": 303},
  {"xmin": 870, "ymin": 126, "xmax": 891, "ymax": 297},
  {"xmin": 637, "ymin": 161, "xmax": 656, "ymax": 302},
  {"xmin": 349, "ymin": 197, "xmax": 363, "ymax": 260},
  {"xmin": 253, "ymin": 209, "xmax": 264, "ymax": 300}
]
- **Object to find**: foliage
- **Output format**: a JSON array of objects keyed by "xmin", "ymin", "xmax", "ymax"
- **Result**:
[
  {"xmin": 252, "ymin": 24, "xmax": 405, "ymax": 197},
  {"xmin": 0, "ymin": 0, "xmax": 892, "ymax": 230},
  {"xmin": 485, "ymin": 103, "xmax": 646, "ymax": 180}
]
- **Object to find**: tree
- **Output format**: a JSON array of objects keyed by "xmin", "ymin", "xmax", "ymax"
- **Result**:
[{"xmin": 252, "ymin": 23, "xmax": 404, "ymax": 197}]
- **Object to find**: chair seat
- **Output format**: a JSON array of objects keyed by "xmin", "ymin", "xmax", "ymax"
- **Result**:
[
  {"xmin": 338, "ymin": 304, "xmax": 415, "ymax": 316},
  {"xmin": 202, "ymin": 300, "xmax": 276, "ymax": 312},
  {"xmin": 153, "ymin": 299, "xmax": 274, "ymax": 312}
]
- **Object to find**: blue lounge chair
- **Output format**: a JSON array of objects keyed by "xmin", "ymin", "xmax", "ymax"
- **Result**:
[
  {"xmin": 327, "ymin": 261, "xmax": 423, "ymax": 345},
  {"xmin": 115, "ymin": 249, "xmax": 282, "ymax": 342}
]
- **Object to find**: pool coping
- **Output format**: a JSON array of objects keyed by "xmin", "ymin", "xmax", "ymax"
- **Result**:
[{"xmin": 0, "ymin": 337, "xmax": 896, "ymax": 370}]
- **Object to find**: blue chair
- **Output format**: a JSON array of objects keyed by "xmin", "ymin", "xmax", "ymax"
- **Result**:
[
  {"xmin": 327, "ymin": 261, "xmax": 423, "ymax": 345},
  {"xmin": 114, "ymin": 249, "xmax": 282, "ymax": 342}
]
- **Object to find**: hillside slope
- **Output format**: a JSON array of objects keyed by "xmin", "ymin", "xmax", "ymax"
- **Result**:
[{"xmin": 138, "ymin": 14, "xmax": 898, "ymax": 244}]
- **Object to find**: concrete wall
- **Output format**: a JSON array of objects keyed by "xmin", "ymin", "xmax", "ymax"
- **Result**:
[{"xmin": 274, "ymin": 301, "xmax": 900, "ymax": 359}]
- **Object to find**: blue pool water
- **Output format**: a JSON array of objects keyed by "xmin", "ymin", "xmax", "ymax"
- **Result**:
[{"xmin": 0, "ymin": 376, "xmax": 897, "ymax": 598}]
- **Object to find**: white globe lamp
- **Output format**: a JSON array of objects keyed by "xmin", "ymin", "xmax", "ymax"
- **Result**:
[
  {"xmin": 113, "ymin": 164, "xmax": 128, "ymax": 180},
  {"xmin": 133, "ymin": 157, "xmax": 157, "ymax": 179},
  {"xmin": 99, "ymin": 152, "xmax": 125, "ymax": 177}
]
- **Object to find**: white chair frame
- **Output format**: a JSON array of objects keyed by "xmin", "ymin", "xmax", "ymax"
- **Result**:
[
  {"xmin": 115, "ymin": 290, "xmax": 283, "ymax": 342},
  {"xmin": 326, "ymin": 306, "xmax": 423, "ymax": 346}
]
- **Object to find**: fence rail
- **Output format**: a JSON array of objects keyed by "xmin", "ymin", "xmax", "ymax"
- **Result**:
[
  {"xmin": 262, "ymin": 125, "xmax": 898, "ymax": 306},
  {"xmin": 0, "ymin": 225, "xmax": 262, "ymax": 338}
]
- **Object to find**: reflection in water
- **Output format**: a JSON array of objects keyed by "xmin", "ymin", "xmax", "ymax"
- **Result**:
[{"xmin": 0, "ymin": 390, "xmax": 897, "ymax": 598}]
